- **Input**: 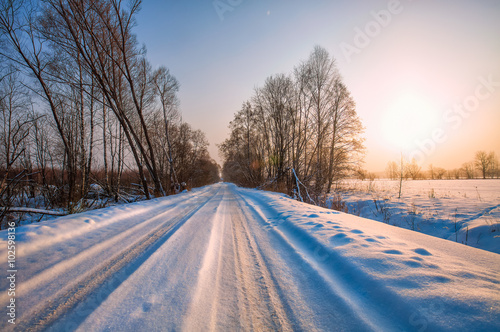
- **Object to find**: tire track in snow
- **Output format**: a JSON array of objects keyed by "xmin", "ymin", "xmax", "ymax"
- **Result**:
[
  {"xmin": 0, "ymin": 189, "xmax": 209, "ymax": 310},
  {"xmin": 231, "ymin": 192, "xmax": 293, "ymax": 331},
  {"xmin": 182, "ymin": 188, "xmax": 233, "ymax": 331},
  {"xmin": 14, "ymin": 186, "xmax": 222, "ymax": 332},
  {"xmin": 235, "ymin": 188, "xmax": 416, "ymax": 331},
  {"xmin": 182, "ymin": 187, "xmax": 293, "ymax": 331}
]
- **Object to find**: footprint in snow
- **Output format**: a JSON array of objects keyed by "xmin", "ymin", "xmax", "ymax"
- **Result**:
[
  {"xmin": 308, "ymin": 214, "xmax": 320, "ymax": 218},
  {"xmin": 414, "ymin": 248, "xmax": 432, "ymax": 256},
  {"xmin": 403, "ymin": 260, "xmax": 422, "ymax": 268},
  {"xmin": 432, "ymin": 276, "xmax": 451, "ymax": 283},
  {"xmin": 142, "ymin": 302, "xmax": 152, "ymax": 312},
  {"xmin": 383, "ymin": 249, "xmax": 403, "ymax": 255},
  {"xmin": 350, "ymin": 229, "xmax": 364, "ymax": 234},
  {"xmin": 410, "ymin": 256, "xmax": 423, "ymax": 261},
  {"xmin": 331, "ymin": 233, "xmax": 348, "ymax": 239},
  {"xmin": 426, "ymin": 263, "xmax": 440, "ymax": 270},
  {"xmin": 329, "ymin": 233, "xmax": 353, "ymax": 247}
]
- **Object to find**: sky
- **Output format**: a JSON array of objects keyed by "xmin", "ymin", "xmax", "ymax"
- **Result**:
[{"xmin": 134, "ymin": 0, "xmax": 500, "ymax": 172}]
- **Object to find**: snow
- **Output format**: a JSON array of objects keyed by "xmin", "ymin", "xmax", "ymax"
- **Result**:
[
  {"xmin": 0, "ymin": 207, "xmax": 67, "ymax": 216},
  {"xmin": 1, "ymin": 183, "xmax": 499, "ymax": 331},
  {"xmin": 334, "ymin": 179, "xmax": 500, "ymax": 254}
]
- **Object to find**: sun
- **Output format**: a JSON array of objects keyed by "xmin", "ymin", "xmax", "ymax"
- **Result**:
[{"xmin": 381, "ymin": 91, "xmax": 440, "ymax": 150}]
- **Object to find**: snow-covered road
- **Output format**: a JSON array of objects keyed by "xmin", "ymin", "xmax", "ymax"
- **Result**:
[{"xmin": 1, "ymin": 183, "xmax": 499, "ymax": 331}]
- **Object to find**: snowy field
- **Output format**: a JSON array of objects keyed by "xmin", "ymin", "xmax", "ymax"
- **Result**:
[
  {"xmin": 1, "ymin": 183, "xmax": 499, "ymax": 331},
  {"xmin": 334, "ymin": 179, "xmax": 500, "ymax": 254}
]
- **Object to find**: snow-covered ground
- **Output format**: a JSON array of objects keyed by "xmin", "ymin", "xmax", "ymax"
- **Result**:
[
  {"xmin": 1, "ymin": 183, "xmax": 499, "ymax": 331},
  {"xmin": 334, "ymin": 179, "xmax": 500, "ymax": 254}
]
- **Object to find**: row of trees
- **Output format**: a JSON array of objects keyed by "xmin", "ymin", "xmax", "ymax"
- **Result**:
[
  {"xmin": 471, "ymin": 151, "xmax": 499, "ymax": 179},
  {"xmin": 385, "ymin": 151, "xmax": 499, "ymax": 180},
  {"xmin": 0, "ymin": 0, "xmax": 219, "ymax": 226},
  {"xmin": 219, "ymin": 46, "xmax": 365, "ymax": 202}
]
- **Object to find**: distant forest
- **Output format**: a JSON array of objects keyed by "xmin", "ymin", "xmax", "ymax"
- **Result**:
[{"xmin": 383, "ymin": 151, "xmax": 500, "ymax": 181}]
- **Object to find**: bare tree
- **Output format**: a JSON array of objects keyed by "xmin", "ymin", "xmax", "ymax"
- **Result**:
[
  {"xmin": 40, "ymin": 0, "xmax": 169, "ymax": 197},
  {"xmin": 462, "ymin": 162, "xmax": 475, "ymax": 179},
  {"xmin": 253, "ymin": 73, "xmax": 296, "ymax": 189},
  {"xmin": 152, "ymin": 66, "xmax": 180, "ymax": 193},
  {"xmin": 0, "ymin": 0, "xmax": 81, "ymax": 206},
  {"xmin": 220, "ymin": 46, "xmax": 365, "ymax": 201},
  {"xmin": 0, "ymin": 0, "xmax": 219, "ymax": 227},
  {"xmin": 405, "ymin": 158, "xmax": 422, "ymax": 180},
  {"xmin": 487, "ymin": 152, "xmax": 498, "ymax": 179},
  {"xmin": 300, "ymin": 46, "xmax": 338, "ymax": 193},
  {"xmin": 386, "ymin": 161, "xmax": 398, "ymax": 180},
  {"xmin": 428, "ymin": 164, "xmax": 435, "ymax": 180},
  {"xmin": 325, "ymin": 78, "xmax": 364, "ymax": 192},
  {"xmin": 434, "ymin": 167, "xmax": 446, "ymax": 180},
  {"xmin": 475, "ymin": 151, "xmax": 490, "ymax": 179},
  {"xmin": 219, "ymin": 101, "xmax": 263, "ymax": 187},
  {"xmin": 0, "ymin": 72, "xmax": 33, "ymax": 194}
]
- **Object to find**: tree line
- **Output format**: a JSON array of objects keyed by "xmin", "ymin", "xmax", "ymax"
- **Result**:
[
  {"xmin": 0, "ymin": 0, "xmax": 219, "ymax": 227},
  {"xmin": 385, "ymin": 151, "xmax": 499, "ymax": 180},
  {"xmin": 219, "ymin": 46, "xmax": 365, "ymax": 203}
]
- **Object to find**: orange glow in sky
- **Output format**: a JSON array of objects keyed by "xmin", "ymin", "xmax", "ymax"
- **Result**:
[{"xmin": 136, "ymin": 0, "xmax": 500, "ymax": 172}]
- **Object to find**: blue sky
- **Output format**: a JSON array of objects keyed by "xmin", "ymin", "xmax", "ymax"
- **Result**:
[{"xmin": 135, "ymin": 0, "xmax": 500, "ymax": 171}]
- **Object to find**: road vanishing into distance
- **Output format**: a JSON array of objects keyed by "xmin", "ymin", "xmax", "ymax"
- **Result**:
[{"xmin": 1, "ymin": 183, "xmax": 499, "ymax": 331}]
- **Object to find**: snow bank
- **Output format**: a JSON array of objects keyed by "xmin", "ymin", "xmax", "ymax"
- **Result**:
[
  {"xmin": 0, "ymin": 186, "xmax": 208, "ymax": 259},
  {"xmin": 237, "ymin": 184, "xmax": 500, "ymax": 331}
]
